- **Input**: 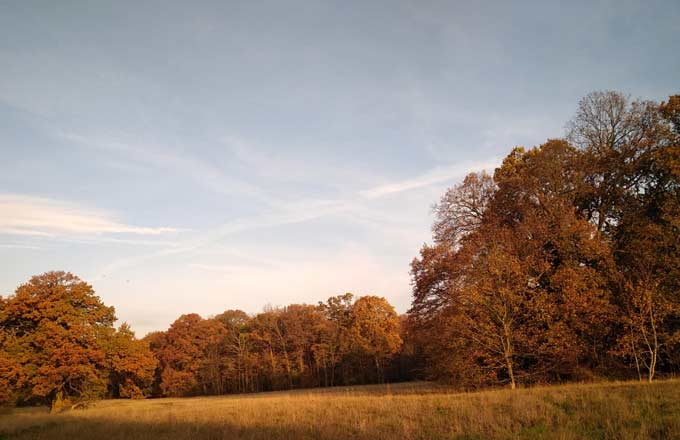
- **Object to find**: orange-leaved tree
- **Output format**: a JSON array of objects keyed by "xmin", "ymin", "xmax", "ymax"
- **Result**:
[
  {"xmin": 0, "ymin": 272, "xmax": 156, "ymax": 408},
  {"xmin": 0, "ymin": 272, "xmax": 114, "ymax": 409},
  {"xmin": 103, "ymin": 323, "xmax": 157, "ymax": 398},
  {"xmin": 350, "ymin": 296, "xmax": 402, "ymax": 383}
]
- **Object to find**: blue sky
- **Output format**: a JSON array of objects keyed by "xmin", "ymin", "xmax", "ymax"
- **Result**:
[{"xmin": 1, "ymin": 1, "xmax": 678, "ymax": 335}]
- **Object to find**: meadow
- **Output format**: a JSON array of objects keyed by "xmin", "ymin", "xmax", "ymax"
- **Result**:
[{"xmin": 1, "ymin": 380, "xmax": 679, "ymax": 440}]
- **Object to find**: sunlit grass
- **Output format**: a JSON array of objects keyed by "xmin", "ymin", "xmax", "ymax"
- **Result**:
[{"xmin": 2, "ymin": 380, "xmax": 679, "ymax": 439}]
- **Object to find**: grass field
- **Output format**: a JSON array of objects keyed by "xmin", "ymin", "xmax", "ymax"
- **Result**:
[{"xmin": 1, "ymin": 380, "xmax": 679, "ymax": 439}]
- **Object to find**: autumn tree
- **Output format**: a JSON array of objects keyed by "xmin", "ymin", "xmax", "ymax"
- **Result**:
[
  {"xmin": 103, "ymin": 323, "xmax": 157, "ymax": 398},
  {"xmin": 0, "ymin": 272, "xmax": 159, "ymax": 408},
  {"xmin": 349, "ymin": 296, "xmax": 402, "ymax": 382},
  {"xmin": 608, "ymin": 94, "xmax": 680, "ymax": 381},
  {"xmin": 210, "ymin": 309, "xmax": 251, "ymax": 394},
  {"xmin": 225, "ymin": 318, "xmax": 258, "ymax": 393},
  {"xmin": 409, "ymin": 91, "xmax": 680, "ymax": 388},
  {"xmin": 409, "ymin": 172, "xmax": 497, "ymax": 386},
  {"xmin": 410, "ymin": 172, "xmax": 496, "ymax": 322},
  {"xmin": 432, "ymin": 171, "xmax": 496, "ymax": 246},
  {"xmin": 567, "ymin": 91, "xmax": 666, "ymax": 233},
  {"xmin": 0, "ymin": 272, "xmax": 116, "ymax": 410},
  {"xmin": 153, "ymin": 313, "xmax": 226, "ymax": 396},
  {"xmin": 568, "ymin": 91, "xmax": 680, "ymax": 381},
  {"xmin": 215, "ymin": 309, "xmax": 250, "ymax": 329},
  {"xmin": 317, "ymin": 293, "xmax": 355, "ymax": 386},
  {"xmin": 0, "ymin": 315, "xmax": 24, "ymax": 406},
  {"xmin": 249, "ymin": 310, "xmax": 286, "ymax": 390},
  {"xmin": 410, "ymin": 140, "xmax": 618, "ymax": 388}
]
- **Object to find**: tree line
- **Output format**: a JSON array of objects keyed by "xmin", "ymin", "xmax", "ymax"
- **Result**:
[
  {"xmin": 0, "ymin": 273, "xmax": 406, "ymax": 409},
  {"xmin": 0, "ymin": 90, "xmax": 678, "ymax": 409},
  {"xmin": 144, "ymin": 293, "xmax": 404, "ymax": 397},
  {"xmin": 408, "ymin": 91, "xmax": 680, "ymax": 388}
]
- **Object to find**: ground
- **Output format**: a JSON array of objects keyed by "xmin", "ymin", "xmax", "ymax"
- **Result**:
[{"xmin": 1, "ymin": 380, "xmax": 679, "ymax": 439}]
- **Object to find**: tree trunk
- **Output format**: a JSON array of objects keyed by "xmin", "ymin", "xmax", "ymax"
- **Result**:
[
  {"xmin": 502, "ymin": 324, "xmax": 516, "ymax": 390},
  {"xmin": 50, "ymin": 390, "xmax": 65, "ymax": 413},
  {"xmin": 631, "ymin": 338, "xmax": 642, "ymax": 382},
  {"xmin": 648, "ymin": 304, "xmax": 658, "ymax": 383}
]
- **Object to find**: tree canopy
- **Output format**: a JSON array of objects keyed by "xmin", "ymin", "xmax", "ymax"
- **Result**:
[
  {"xmin": 0, "ymin": 272, "xmax": 155, "ymax": 409},
  {"xmin": 409, "ymin": 92, "xmax": 680, "ymax": 387}
]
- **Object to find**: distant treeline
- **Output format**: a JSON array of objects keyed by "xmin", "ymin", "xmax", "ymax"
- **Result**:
[
  {"xmin": 0, "ymin": 274, "xmax": 410, "ymax": 408},
  {"xmin": 0, "ymin": 91, "xmax": 678, "ymax": 408},
  {"xmin": 144, "ymin": 293, "xmax": 408, "ymax": 397}
]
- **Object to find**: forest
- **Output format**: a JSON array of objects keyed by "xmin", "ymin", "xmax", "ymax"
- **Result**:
[{"xmin": 1, "ymin": 90, "xmax": 679, "ymax": 410}]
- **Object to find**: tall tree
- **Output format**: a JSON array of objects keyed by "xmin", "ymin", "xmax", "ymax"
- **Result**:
[
  {"xmin": 432, "ymin": 171, "xmax": 496, "ymax": 246},
  {"xmin": 568, "ymin": 92, "xmax": 680, "ymax": 380},
  {"xmin": 154, "ymin": 314, "xmax": 226, "ymax": 396},
  {"xmin": 0, "ymin": 272, "xmax": 116, "ymax": 410},
  {"xmin": 350, "ymin": 296, "xmax": 402, "ymax": 382},
  {"xmin": 317, "ymin": 293, "xmax": 354, "ymax": 386},
  {"xmin": 103, "ymin": 323, "xmax": 157, "ymax": 398},
  {"xmin": 610, "ymin": 95, "xmax": 680, "ymax": 381},
  {"xmin": 567, "ymin": 90, "xmax": 671, "ymax": 234},
  {"xmin": 410, "ymin": 140, "xmax": 618, "ymax": 388},
  {"xmin": 0, "ymin": 316, "xmax": 25, "ymax": 406},
  {"xmin": 410, "ymin": 172, "xmax": 495, "ymax": 322}
]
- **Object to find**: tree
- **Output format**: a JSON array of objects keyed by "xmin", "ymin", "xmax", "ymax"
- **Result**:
[
  {"xmin": 317, "ymin": 293, "xmax": 354, "ymax": 386},
  {"xmin": 214, "ymin": 309, "xmax": 250, "ymax": 330},
  {"xmin": 568, "ymin": 92, "xmax": 680, "ymax": 381},
  {"xmin": 409, "ymin": 139, "xmax": 618, "ymax": 388},
  {"xmin": 0, "ymin": 317, "xmax": 25, "ymax": 406},
  {"xmin": 154, "ymin": 313, "xmax": 226, "ymax": 396},
  {"xmin": 432, "ymin": 171, "xmax": 496, "ymax": 246},
  {"xmin": 567, "ymin": 90, "xmax": 671, "ymax": 234},
  {"xmin": 612, "ymin": 141, "xmax": 680, "ymax": 381},
  {"xmin": 0, "ymin": 272, "xmax": 116, "ymax": 410},
  {"xmin": 350, "ymin": 296, "xmax": 402, "ymax": 382},
  {"xmin": 410, "ymin": 172, "xmax": 495, "ymax": 322},
  {"xmin": 103, "ymin": 323, "xmax": 157, "ymax": 398},
  {"xmin": 409, "ymin": 93, "xmax": 680, "ymax": 387}
]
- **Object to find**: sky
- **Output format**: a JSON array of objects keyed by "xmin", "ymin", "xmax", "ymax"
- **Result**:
[{"xmin": 1, "ymin": 1, "xmax": 678, "ymax": 336}]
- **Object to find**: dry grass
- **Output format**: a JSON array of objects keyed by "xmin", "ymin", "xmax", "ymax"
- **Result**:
[{"xmin": 1, "ymin": 380, "xmax": 679, "ymax": 439}]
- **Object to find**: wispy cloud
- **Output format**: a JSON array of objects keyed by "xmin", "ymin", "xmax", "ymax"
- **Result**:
[
  {"xmin": 89, "ymin": 158, "xmax": 498, "ymax": 279},
  {"xmin": 221, "ymin": 136, "xmax": 374, "ymax": 189},
  {"xmin": 61, "ymin": 133, "xmax": 276, "ymax": 206},
  {"xmin": 0, "ymin": 243, "xmax": 42, "ymax": 250},
  {"xmin": 88, "ymin": 199, "xmax": 351, "ymax": 280},
  {"xmin": 189, "ymin": 261, "xmax": 276, "ymax": 273},
  {"xmin": 0, "ymin": 194, "xmax": 177, "ymax": 237},
  {"xmin": 359, "ymin": 159, "xmax": 500, "ymax": 198}
]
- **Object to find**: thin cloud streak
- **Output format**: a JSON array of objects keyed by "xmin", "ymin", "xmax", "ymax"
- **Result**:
[
  {"xmin": 90, "ymin": 159, "xmax": 499, "ymax": 279},
  {"xmin": 0, "ymin": 243, "xmax": 42, "ymax": 250},
  {"xmin": 359, "ymin": 159, "xmax": 501, "ymax": 198},
  {"xmin": 60, "ymin": 133, "xmax": 277, "ymax": 207},
  {"xmin": 189, "ymin": 262, "xmax": 276, "ymax": 273},
  {"xmin": 0, "ymin": 194, "xmax": 177, "ymax": 237},
  {"xmin": 89, "ymin": 200, "xmax": 351, "ymax": 280}
]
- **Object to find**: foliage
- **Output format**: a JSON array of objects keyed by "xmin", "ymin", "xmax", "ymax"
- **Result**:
[
  {"xmin": 410, "ymin": 92, "xmax": 680, "ymax": 387},
  {"xmin": 0, "ymin": 272, "xmax": 155, "ymax": 407},
  {"xmin": 146, "ymin": 294, "xmax": 404, "ymax": 396}
]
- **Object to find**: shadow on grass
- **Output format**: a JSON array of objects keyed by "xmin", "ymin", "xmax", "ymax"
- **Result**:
[{"xmin": 3, "ymin": 418, "xmax": 391, "ymax": 440}]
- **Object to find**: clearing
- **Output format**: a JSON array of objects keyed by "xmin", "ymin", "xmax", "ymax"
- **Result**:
[{"xmin": 1, "ymin": 380, "xmax": 679, "ymax": 439}]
